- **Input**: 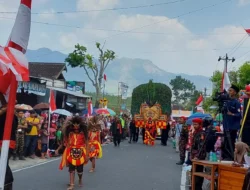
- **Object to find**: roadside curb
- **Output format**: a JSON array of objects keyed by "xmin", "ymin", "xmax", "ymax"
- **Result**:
[{"xmin": 10, "ymin": 157, "xmax": 60, "ymax": 172}]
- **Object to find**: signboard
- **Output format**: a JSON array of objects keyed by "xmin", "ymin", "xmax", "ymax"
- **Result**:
[
  {"xmin": 66, "ymin": 81, "xmax": 85, "ymax": 94},
  {"xmin": 17, "ymin": 81, "xmax": 46, "ymax": 96},
  {"xmin": 119, "ymin": 82, "xmax": 128, "ymax": 100}
]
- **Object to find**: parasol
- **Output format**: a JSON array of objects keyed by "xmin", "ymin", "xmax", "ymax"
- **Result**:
[
  {"xmin": 186, "ymin": 112, "xmax": 212, "ymax": 125},
  {"xmin": 52, "ymin": 109, "xmax": 72, "ymax": 116},
  {"xmin": 107, "ymin": 108, "xmax": 116, "ymax": 116},
  {"xmin": 95, "ymin": 108, "xmax": 110, "ymax": 115},
  {"xmin": 33, "ymin": 102, "xmax": 49, "ymax": 110},
  {"xmin": 15, "ymin": 104, "xmax": 33, "ymax": 111}
]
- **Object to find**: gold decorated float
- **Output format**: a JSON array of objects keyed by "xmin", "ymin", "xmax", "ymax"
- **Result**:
[{"xmin": 134, "ymin": 103, "xmax": 167, "ymax": 146}]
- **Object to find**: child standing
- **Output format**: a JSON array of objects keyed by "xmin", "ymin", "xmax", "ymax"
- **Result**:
[{"xmin": 41, "ymin": 123, "xmax": 49, "ymax": 159}]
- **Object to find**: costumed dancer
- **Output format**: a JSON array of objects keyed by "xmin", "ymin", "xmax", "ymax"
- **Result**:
[
  {"xmin": 88, "ymin": 116, "xmax": 103, "ymax": 173},
  {"xmin": 144, "ymin": 118, "xmax": 156, "ymax": 146},
  {"xmin": 58, "ymin": 116, "xmax": 89, "ymax": 190},
  {"xmin": 191, "ymin": 118, "xmax": 206, "ymax": 190}
]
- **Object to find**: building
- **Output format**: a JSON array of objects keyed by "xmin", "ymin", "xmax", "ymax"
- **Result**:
[{"xmin": 17, "ymin": 62, "xmax": 91, "ymax": 112}]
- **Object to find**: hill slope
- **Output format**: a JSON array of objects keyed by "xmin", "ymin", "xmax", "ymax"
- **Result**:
[{"xmin": 26, "ymin": 48, "xmax": 211, "ymax": 94}]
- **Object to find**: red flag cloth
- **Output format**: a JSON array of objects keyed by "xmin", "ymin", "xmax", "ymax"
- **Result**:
[
  {"xmin": 245, "ymin": 29, "xmax": 250, "ymax": 36},
  {"xmin": 195, "ymin": 94, "xmax": 203, "ymax": 106},
  {"xmin": 50, "ymin": 90, "xmax": 57, "ymax": 112},
  {"xmin": 104, "ymin": 74, "xmax": 107, "ymax": 81},
  {"xmin": 87, "ymin": 100, "xmax": 93, "ymax": 117}
]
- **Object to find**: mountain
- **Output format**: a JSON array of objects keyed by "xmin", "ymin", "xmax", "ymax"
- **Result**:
[{"xmin": 26, "ymin": 48, "xmax": 212, "ymax": 94}]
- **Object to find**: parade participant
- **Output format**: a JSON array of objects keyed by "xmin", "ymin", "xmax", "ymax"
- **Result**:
[
  {"xmin": 129, "ymin": 119, "xmax": 136, "ymax": 143},
  {"xmin": 191, "ymin": 118, "xmax": 206, "ymax": 190},
  {"xmin": 88, "ymin": 116, "xmax": 103, "ymax": 173},
  {"xmin": 144, "ymin": 117, "xmax": 157, "ymax": 146},
  {"xmin": 111, "ymin": 117, "xmax": 122, "ymax": 146},
  {"xmin": 58, "ymin": 116, "xmax": 89, "ymax": 190},
  {"xmin": 176, "ymin": 116, "xmax": 187, "ymax": 165}
]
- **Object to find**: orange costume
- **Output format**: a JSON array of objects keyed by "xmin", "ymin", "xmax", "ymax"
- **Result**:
[
  {"xmin": 59, "ymin": 132, "xmax": 88, "ymax": 170},
  {"xmin": 144, "ymin": 118, "xmax": 157, "ymax": 146},
  {"xmin": 88, "ymin": 131, "xmax": 102, "ymax": 159}
]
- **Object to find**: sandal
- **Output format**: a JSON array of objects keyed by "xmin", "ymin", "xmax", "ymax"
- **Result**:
[
  {"xmin": 89, "ymin": 168, "xmax": 94, "ymax": 173},
  {"xmin": 79, "ymin": 179, "xmax": 83, "ymax": 187},
  {"xmin": 67, "ymin": 184, "xmax": 74, "ymax": 190}
]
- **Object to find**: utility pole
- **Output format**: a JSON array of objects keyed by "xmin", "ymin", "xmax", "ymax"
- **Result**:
[
  {"xmin": 204, "ymin": 87, "xmax": 207, "ymax": 100},
  {"xmin": 218, "ymin": 53, "xmax": 235, "ymax": 73}
]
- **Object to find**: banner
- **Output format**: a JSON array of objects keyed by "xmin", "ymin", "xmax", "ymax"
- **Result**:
[{"xmin": 120, "ymin": 82, "xmax": 128, "ymax": 100}]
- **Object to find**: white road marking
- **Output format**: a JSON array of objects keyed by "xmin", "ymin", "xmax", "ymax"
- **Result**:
[{"xmin": 13, "ymin": 158, "xmax": 61, "ymax": 173}]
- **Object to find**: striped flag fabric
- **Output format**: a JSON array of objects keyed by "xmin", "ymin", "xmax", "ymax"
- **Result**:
[
  {"xmin": 221, "ymin": 62, "xmax": 231, "ymax": 91},
  {"xmin": 49, "ymin": 90, "xmax": 57, "ymax": 112},
  {"xmin": 87, "ymin": 100, "xmax": 93, "ymax": 117},
  {"xmin": 0, "ymin": 0, "xmax": 32, "ymax": 189},
  {"xmin": 245, "ymin": 29, "xmax": 250, "ymax": 36}
]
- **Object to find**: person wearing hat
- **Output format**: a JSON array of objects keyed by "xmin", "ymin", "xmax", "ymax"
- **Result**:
[
  {"xmin": 223, "ymin": 84, "xmax": 241, "ymax": 160},
  {"xmin": 190, "ymin": 118, "xmax": 206, "ymax": 190}
]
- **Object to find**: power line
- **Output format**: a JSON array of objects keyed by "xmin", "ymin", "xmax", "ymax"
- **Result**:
[
  {"xmin": 99, "ymin": 0, "xmax": 232, "ymax": 41},
  {"xmin": 127, "ymin": 46, "xmax": 250, "ymax": 54},
  {"xmin": 0, "ymin": 0, "xmax": 187, "ymax": 14},
  {"xmin": 0, "ymin": 16, "xmax": 245, "ymax": 37}
]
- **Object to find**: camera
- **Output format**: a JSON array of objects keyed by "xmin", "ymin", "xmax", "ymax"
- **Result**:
[
  {"xmin": 213, "ymin": 90, "xmax": 230, "ymax": 113},
  {"xmin": 213, "ymin": 90, "xmax": 230, "ymax": 103}
]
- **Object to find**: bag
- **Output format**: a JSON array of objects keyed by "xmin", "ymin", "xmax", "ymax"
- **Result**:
[
  {"xmin": 26, "ymin": 118, "xmax": 35, "ymax": 133},
  {"xmin": 26, "ymin": 124, "xmax": 32, "ymax": 133}
]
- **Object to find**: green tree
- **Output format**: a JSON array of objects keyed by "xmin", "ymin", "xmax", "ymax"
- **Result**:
[
  {"xmin": 170, "ymin": 76, "xmax": 196, "ymax": 105},
  {"xmin": 238, "ymin": 61, "xmax": 250, "ymax": 88},
  {"xmin": 65, "ymin": 43, "xmax": 115, "ymax": 106},
  {"xmin": 210, "ymin": 71, "xmax": 222, "ymax": 95},
  {"xmin": 131, "ymin": 81, "xmax": 172, "ymax": 115}
]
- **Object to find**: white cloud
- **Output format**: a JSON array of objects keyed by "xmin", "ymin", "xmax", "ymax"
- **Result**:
[
  {"xmin": 59, "ymin": 32, "xmax": 79, "ymax": 49},
  {"xmin": 238, "ymin": 0, "xmax": 250, "ymax": 5},
  {"xmin": 57, "ymin": 12, "xmax": 250, "ymax": 76},
  {"xmin": 38, "ymin": 9, "xmax": 56, "ymax": 20},
  {"xmin": 76, "ymin": 0, "xmax": 119, "ymax": 17}
]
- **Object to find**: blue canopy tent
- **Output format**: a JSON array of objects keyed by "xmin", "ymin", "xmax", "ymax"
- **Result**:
[{"xmin": 186, "ymin": 112, "xmax": 212, "ymax": 125}]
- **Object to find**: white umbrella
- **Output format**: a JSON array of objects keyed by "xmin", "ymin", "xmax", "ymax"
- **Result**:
[{"xmin": 52, "ymin": 109, "xmax": 72, "ymax": 116}]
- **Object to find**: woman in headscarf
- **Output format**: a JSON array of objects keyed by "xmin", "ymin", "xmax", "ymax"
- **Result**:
[{"xmin": 234, "ymin": 142, "xmax": 249, "ymax": 165}]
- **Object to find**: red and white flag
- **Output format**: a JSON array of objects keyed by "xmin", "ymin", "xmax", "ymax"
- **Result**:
[
  {"xmin": 0, "ymin": 0, "xmax": 31, "ymax": 101},
  {"xmin": 221, "ymin": 62, "xmax": 231, "ymax": 91},
  {"xmin": 245, "ymin": 29, "xmax": 250, "ymax": 36},
  {"xmin": 195, "ymin": 94, "xmax": 204, "ymax": 113},
  {"xmin": 87, "ymin": 100, "xmax": 93, "ymax": 117},
  {"xmin": 195, "ymin": 94, "xmax": 203, "ymax": 107},
  {"xmin": 0, "ymin": 0, "xmax": 32, "ymax": 189},
  {"xmin": 49, "ymin": 90, "xmax": 57, "ymax": 112}
]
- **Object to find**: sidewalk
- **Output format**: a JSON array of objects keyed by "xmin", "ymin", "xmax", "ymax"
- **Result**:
[{"xmin": 9, "ymin": 157, "xmax": 59, "ymax": 171}]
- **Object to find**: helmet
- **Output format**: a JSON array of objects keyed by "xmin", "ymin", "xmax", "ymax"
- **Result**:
[{"xmin": 203, "ymin": 116, "xmax": 213, "ymax": 128}]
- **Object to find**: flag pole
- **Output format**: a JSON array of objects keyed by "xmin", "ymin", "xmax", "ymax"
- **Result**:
[
  {"xmin": 0, "ymin": 73, "xmax": 17, "ymax": 190},
  {"xmin": 47, "ymin": 89, "xmax": 51, "ymax": 152}
]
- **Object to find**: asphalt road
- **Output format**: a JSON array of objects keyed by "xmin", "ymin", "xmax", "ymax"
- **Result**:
[{"xmin": 13, "ymin": 140, "xmax": 182, "ymax": 190}]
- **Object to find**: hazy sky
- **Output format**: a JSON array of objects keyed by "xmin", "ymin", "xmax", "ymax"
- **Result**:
[{"xmin": 1, "ymin": 0, "xmax": 250, "ymax": 76}]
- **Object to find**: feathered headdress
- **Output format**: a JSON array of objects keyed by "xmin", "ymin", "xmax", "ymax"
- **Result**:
[
  {"xmin": 88, "ymin": 115, "xmax": 102, "ymax": 131},
  {"xmin": 64, "ymin": 116, "xmax": 88, "ymax": 139}
]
